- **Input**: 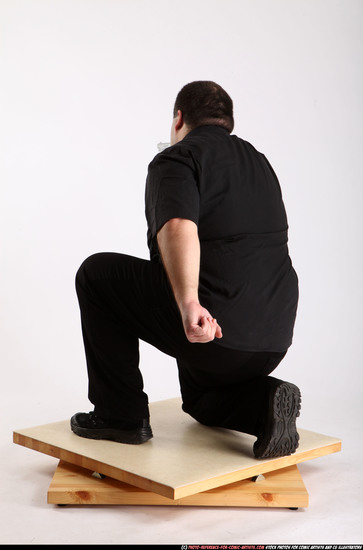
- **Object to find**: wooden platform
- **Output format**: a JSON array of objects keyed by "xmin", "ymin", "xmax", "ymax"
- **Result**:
[
  {"xmin": 14, "ymin": 398, "xmax": 341, "ymax": 502},
  {"xmin": 48, "ymin": 461, "xmax": 308, "ymax": 508}
]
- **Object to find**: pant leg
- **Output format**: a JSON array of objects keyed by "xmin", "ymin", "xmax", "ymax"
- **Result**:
[
  {"xmin": 76, "ymin": 251, "xmax": 287, "ymax": 434},
  {"xmin": 177, "ymin": 349, "xmax": 287, "ymax": 436},
  {"xmin": 75, "ymin": 252, "xmax": 191, "ymax": 421}
]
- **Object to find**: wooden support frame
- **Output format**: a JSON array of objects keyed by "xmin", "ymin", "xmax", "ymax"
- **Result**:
[{"xmin": 48, "ymin": 461, "xmax": 309, "ymax": 508}]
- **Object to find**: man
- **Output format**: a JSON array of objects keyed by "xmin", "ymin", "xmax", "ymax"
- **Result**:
[{"xmin": 71, "ymin": 81, "xmax": 300, "ymax": 459}]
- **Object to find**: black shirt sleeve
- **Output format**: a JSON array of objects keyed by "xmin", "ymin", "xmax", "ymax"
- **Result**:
[{"xmin": 145, "ymin": 146, "xmax": 200, "ymax": 241}]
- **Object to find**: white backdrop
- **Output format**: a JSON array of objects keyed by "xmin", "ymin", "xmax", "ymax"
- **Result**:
[
  {"xmin": 0, "ymin": 0, "xmax": 363, "ymax": 488},
  {"xmin": 1, "ymin": 0, "xmax": 362, "ymax": 433},
  {"xmin": 1, "ymin": 0, "xmax": 363, "ymax": 544}
]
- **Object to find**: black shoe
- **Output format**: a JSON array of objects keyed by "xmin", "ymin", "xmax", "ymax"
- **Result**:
[
  {"xmin": 70, "ymin": 412, "xmax": 153, "ymax": 445},
  {"xmin": 253, "ymin": 380, "xmax": 301, "ymax": 459}
]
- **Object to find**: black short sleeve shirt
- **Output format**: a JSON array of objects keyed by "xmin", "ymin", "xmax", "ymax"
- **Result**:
[{"xmin": 145, "ymin": 125, "xmax": 298, "ymax": 352}]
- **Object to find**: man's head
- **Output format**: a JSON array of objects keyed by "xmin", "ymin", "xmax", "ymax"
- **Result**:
[{"xmin": 170, "ymin": 81, "xmax": 234, "ymax": 145}]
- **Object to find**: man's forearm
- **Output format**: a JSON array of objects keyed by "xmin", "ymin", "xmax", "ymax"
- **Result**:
[
  {"xmin": 157, "ymin": 218, "xmax": 200, "ymax": 308},
  {"xmin": 157, "ymin": 218, "xmax": 223, "ymax": 343}
]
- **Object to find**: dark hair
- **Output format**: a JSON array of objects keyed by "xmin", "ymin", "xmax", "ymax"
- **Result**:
[{"xmin": 173, "ymin": 81, "xmax": 234, "ymax": 133}]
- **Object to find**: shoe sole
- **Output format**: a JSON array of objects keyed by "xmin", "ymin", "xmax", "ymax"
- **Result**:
[
  {"xmin": 70, "ymin": 423, "xmax": 153, "ymax": 445},
  {"xmin": 253, "ymin": 382, "xmax": 301, "ymax": 459}
]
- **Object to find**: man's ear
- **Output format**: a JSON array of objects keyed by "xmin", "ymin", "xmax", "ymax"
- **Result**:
[{"xmin": 175, "ymin": 110, "xmax": 184, "ymax": 131}]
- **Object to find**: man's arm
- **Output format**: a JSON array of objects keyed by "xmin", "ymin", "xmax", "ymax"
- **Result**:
[{"xmin": 157, "ymin": 218, "xmax": 222, "ymax": 343}]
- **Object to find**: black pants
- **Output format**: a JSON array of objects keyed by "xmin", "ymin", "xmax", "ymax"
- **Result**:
[{"xmin": 75, "ymin": 252, "xmax": 286, "ymax": 437}]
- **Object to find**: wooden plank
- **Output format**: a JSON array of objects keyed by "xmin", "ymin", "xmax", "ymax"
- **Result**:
[
  {"xmin": 48, "ymin": 461, "xmax": 308, "ymax": 508},
  {"xmin": 14, "ymin": 397, "xmax": 341, "ymax": 500}
]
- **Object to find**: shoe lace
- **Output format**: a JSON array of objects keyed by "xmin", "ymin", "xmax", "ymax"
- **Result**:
[{"xmin": 89, "ymin": 411, "xmax": 100, "ymax": 425}]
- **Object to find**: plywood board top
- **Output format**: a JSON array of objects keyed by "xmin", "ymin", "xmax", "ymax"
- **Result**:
[{"xmin": 14, "ymin": 397, "xmax": 341, "ymax": 500}]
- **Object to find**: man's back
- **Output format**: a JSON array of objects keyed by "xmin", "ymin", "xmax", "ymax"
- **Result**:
[
  {"xmin": 146, "ymin": 125, "xmax": 298, "ymax": 352},
  {"xmin": 182, "ymin": 125, "xmax": 288, "ymax": 238}
]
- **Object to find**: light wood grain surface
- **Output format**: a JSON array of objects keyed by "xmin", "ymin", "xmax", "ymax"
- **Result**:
[
  {"xmin": 14, "ymin": 397, "xmax": 341, "ymax": 500},
  {"xmin": 48, "ymin": 460, "xmax": 309, "ymax": 508}
]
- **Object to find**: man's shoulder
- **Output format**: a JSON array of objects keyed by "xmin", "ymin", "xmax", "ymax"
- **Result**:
[
  {"xmin": 148, "ymin": 127, "xmax": 265, "ymax": 174},
  {"xmin": 148, "ymin": 141, "xmax": 198, "ymax": 172}
]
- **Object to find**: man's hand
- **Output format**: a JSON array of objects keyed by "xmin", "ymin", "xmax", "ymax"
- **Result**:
[{"xmin": 179, "ymin": 300, "xmax": 223, "ymax": 343}]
